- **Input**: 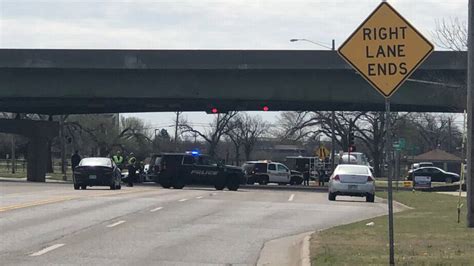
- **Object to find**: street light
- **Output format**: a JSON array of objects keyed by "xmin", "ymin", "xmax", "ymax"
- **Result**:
[
  {"xmin": 290, "ymin": 38, "xmax": 337, "ymax": 173},
  {"xmin": 290, "ymin": 38, "xmax": 335, "ymax": 50}
]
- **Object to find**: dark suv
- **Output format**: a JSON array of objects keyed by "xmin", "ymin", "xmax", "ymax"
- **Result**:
[{"xmin": 153, "ymin": 153, "xmax": 245, "ymax": 191}]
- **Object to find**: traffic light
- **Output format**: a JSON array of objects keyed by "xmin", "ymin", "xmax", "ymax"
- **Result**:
[
  {"xmin": 349, "ymin": 131, "xmax": 355, "ymax": 146},
  {"xmin": 206, "ymin": 107, "xmax": 227, "ymax": 114},
  {"xmin": 348, "ymin": 120, "xmax": 356, "ymax": 152},
  {"xmin": 262, "ymin": 105, "xmax": 269, "ymax": 112}
]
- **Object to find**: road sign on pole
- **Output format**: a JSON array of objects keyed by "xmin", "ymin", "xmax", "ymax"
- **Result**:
[
  {"xmin": 338, "ymin": 1, "xmax": 434, "ymax": 264},
  {"xmin": 338, "ymin": 2, "xmax": 434, "ymax": 98},
  {"xmin": 317, "ymin": 146, "xmax": 330, "ymax": 160}
]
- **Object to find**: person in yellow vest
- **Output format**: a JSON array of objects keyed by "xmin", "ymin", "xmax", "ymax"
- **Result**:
[{"xmin": 112, "ymin": 150, "xmax": 124, "ymax": 170}]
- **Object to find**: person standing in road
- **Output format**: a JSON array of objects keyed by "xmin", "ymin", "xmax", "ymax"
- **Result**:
[
  {"xmin": 318, "ymin": 169, "xmax": 327, "ymax": 187},
  {"xmin": 127, "ymin": 152, "xmax": 137, "ymax": 187},
  {"xmin": 71, "ymin": 150, "xmax": 82, "ymax": 175},
  {"xmin": 303, "ymin": 163, "xmax": 310, "ymax": 186},
  {"xmin": 112, "ymin": 150, "xmax": 124, "ymax": 170}
]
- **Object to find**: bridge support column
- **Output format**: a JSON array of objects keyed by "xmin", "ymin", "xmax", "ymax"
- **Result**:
[
  {"xmin": 27, "ymin": 137, "xmax": 49, "ymax": 182},
  {"xmin": 0, "ymin": 119, "xmax": 59, "ymax": 182}
]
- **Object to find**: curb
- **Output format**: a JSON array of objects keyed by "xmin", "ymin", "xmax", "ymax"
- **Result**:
[
  {"xmin": 375, "ymin": 196, "xmax": 414, "ymax": 211},
  {"xmin": 257, "ymin": 231, "xmax": 314, "ymax": 266},
  {"xmin": 300, "ymin": 233, "xmax": 313, "ymax": 266}
]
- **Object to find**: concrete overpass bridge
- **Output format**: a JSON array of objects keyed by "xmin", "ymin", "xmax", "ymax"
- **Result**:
[
  {"xmin": 0, "ymin": 49, "xmax": 467, "ymax": 182},
  {"xmin": 0, "ymin": 49, "xmax": 467, "ymax": 114}
]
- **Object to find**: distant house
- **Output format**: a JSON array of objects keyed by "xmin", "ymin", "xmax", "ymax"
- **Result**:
[{"xmin": 412, "ymin": 149, "xmax": 463, "ymax": 174}]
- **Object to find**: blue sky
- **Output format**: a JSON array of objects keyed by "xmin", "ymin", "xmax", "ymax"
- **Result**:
[{"xmin": 0, "ymin": 0, "xmax": 467, "ymax": 132}]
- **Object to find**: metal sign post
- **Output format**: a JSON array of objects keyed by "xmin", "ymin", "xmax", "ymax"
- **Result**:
[
  {"xmin": 337, "ymin": 1, "xmax": 434, "ymax": 264},
  {"xmin": 385, "ymin": 98, "xmax": 395, "ymax": 265},
  {"xmin": 467, "ymin": 0, "xmax": 473, "ymax": 228}
]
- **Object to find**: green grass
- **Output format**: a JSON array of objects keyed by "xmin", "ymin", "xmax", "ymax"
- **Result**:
[
  {"xmin": 0, "ymin": 169, "xmax": 72, "ymax": 181},
  {"xmin": 310, "ymin": 191, "xmax": 474, "ymax": 265}
]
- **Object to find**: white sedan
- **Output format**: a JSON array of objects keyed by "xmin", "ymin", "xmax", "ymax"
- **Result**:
[{"xmin": 328, "ymin": 164, "xmax": 375, "ymax": 202}]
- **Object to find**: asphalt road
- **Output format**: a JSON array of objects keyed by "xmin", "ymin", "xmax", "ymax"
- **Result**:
[{"xmin": 0, "ymin": 180, "xmax": 388, "ymax": 265}]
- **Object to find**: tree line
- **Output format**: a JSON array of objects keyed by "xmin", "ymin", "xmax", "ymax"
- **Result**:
[{"xmin": 0, "ymin": 111, "xmax": 464, "ymax": 178}]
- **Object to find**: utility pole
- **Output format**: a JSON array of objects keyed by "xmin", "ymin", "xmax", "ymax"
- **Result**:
[
  {"xmin": 467, "ymin": 0, "xmax": 473, "ymax": 228},
  {"xmin": 331, "ymin": 39, "xmax": 337, "ymax": 173},
  {"xmin": 10, "ymin": 135, "xmax": 16, "ymax": 174},
  {"xmin": 59, "ymin": 115, "xmax": 67, "ymax": 180},
  {"xmin": 174, "ymin": 111, "xmax": 181, "ymax": 152}
]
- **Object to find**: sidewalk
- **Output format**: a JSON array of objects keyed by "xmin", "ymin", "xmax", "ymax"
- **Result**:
[{"xmin": 436, "ymin": 191, "xmax": 467, "ymax": 197}]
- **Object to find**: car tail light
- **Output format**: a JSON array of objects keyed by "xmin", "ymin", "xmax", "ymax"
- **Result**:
[
  {"xmin": 333, "ymin": 175, "xmax": 340, "ymax": 181},
  {"xmin": 367, "ymin": 176, "xmax": 375, "ymax": 182}
]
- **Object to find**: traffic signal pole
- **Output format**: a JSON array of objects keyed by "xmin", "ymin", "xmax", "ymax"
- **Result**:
[
  {"xmin": 331, "ymin": 40, "xmax": 336, "ymax": 173},
  {"xmin": 467, "ymin": 0, "xmax": 473, "ymax": 228}
]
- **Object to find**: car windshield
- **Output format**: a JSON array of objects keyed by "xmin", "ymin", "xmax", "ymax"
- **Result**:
[
  {"xmin": 336, "ymin": 165, "xmax": 370, "ymax": 175},
  {"xmin": 79, "ymin": 158, "xmax": 112, "ymax": 167}
]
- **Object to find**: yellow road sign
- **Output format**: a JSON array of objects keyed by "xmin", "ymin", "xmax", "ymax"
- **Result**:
[
  {"xmin": 317, "ymin": 147, "xmax": 330, "ymax": 160},
  {"xmin": 338, "ymin": 2, "xmax": 433, "ymax": 98}
]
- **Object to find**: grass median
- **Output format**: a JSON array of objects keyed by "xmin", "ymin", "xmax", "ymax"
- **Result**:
[{"xmin": 310, "ymin": 191, "xmax": 474, "ymax": 265}]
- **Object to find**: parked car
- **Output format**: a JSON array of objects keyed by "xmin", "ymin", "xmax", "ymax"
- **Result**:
[
  {"xmin": 144, "ymin": 154, "xmax": 162, "ymax": 181},
  {"xmin": 408, "ymin": 162, "xmax": 434, "ymax": 175},
  {"xmin": 242, "ymin": 161, "xmax": 303, "ymax": 185},
  {"xmin": 73, "ymin": 157, "xmax": 122, "ymax": 190},
  {"xmin": 138, "ymin": 163, "xmax": 154, "ymax": 182},
  {"xmin": 328, "ymin": 164, "xmax": 375, "ymax": 202},
  {"xmin": 154, "ymin": 152, "xmax": 244, "ymax": 191},
  {"xmin": 407, "ymin": 166, "xmax": 460, "ymax": 183}
]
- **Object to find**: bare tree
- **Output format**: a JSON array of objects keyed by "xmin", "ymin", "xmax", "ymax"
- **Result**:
[
  {"xmin": 410, "ymin": 113, "xmax": 462, "ymax": 153},
  {"xmin": 227, "ymin": 113, "xmax": 269, "ymax": 162},
  {"xmin": 179, "ymin": 112, "xmax": 238, "ymax": 157},
  {"xmin": 432, "ymin": 18, "xmax": 468, "ymax": 51},
  {"xmin": 275, "ymin": 111, "xmax": 403, "ymax": 176},
  {"xmin": 275, "ymin": 111, "xmax": 320, "ymax": 142},
  {"xmin": 225, "ymin": 118, "xmax": 244, "ymax": 165}
]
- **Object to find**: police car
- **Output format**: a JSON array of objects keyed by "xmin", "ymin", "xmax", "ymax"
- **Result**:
[
  {"xmin": 242, "ymin": 160, "xmax": 303, "ymax": 185},
  {"xmin": 152, "ymin": 152, "xmax": 245, "ymax": 191}
]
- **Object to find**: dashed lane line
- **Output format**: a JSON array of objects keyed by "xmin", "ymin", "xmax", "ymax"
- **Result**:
[
  {"xmin": 178, "ymin": 198, "xmax": 188, "ymax": 202},
  {"xmin": 106, "ymin": 220, "xmax": 126, "ymax": 228},
  {"xmin": 196, "ymin": 196, "xmax": 203, "ymax": 199},
  {"xmin": 150, "ymin": 207, "xmax": 163, "ymax": 212},
  {"xmin": 30, "ymin": 244, "xmax": 65, "ymax": 257},
  {"xmin": 288, "ymin": 194, "xmax": 295, "ymax": 202}
]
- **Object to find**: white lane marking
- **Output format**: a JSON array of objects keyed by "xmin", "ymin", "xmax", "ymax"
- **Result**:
[
  {"xmin": 288, "ymin": 194, "xmax": 295, "ymax": 202},
  {"xmin": 30, "ymin": 244, "xmax": 65, "ymax": 256},
  {"xmin": 150, "ymin": 207, "xmax": 163, "ymax": 212},
  {"xmin": 106, "ymin": 220, "xmax": 126, "ymax": 228},
  {"xmin": 178, "ymin": 198, "xmax": 188, "ymax": 202},
  {"xmin": 196, "ymin": 196, "xmax": 203, "ymax": 199}
]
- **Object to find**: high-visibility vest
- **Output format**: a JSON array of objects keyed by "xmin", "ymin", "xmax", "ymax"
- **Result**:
[{"xmin": 113, "ymin": 155, "xmax": 124, "ymax": 164}]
